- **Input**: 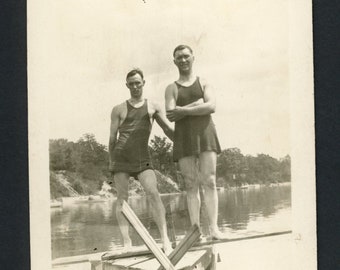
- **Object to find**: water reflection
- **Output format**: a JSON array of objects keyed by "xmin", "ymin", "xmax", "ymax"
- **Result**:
[{"xmin": 51, "ymin": 185, "xmax": 291, "ymax": 259}]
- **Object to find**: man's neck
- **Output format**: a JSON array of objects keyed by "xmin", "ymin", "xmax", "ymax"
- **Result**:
[
  {"xmin": 178, "ymin": 70, "xmax": 196, "ymax": 84},
  {"xmin": 128, "ymin": 97, "xmax": 144, "ymax": 105}
]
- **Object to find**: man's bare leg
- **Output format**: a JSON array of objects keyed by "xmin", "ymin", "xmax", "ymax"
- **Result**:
[
  {"xmin": 178, "ymin": 156, "xmax": 201, "ymax": 228},
  {"xmin": 138, "ymin": 169, "xmax": 172, "ymax": 254},
  {"xmin": 114, "ymin": 172, "xmax": 132, "ymax": 250},
  {"xmin": 199, "ymin": 151, "xmax": 225, "ymax": 239}
]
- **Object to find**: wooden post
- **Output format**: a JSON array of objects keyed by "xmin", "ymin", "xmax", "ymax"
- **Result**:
[
  {"xmin": 90, "ymin": 260, "xmax": 102, "ymax": 270},
  {"xmin": 158, "ymin": 224, "xmax": 201, "ymax": 270},
  {"xmin": 207, "ymin": 245, "xmax": 218, "ymax": 270},
  {"xmin": 165, "ymin": 202, "xmax": 177, "ymax": 246},
  {"xmin": 121, "ymin": 200, "xmax": 175, "ymax": 270}
]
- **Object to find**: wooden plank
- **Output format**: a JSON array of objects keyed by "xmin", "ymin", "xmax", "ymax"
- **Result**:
[
  {"xmin": 193, "ymin": 230, "xmax": 292, "ymax": 247},
  {"xmin": 103, "ymin": 249, "xmax": 211, "ymax": 270},
  {"xmin": 121, "ymin": 200, "xmax": 175, "ymax": 270},
  {"xmin": 52, "ymin": 252, "xmax": 104, "ymax": 266},
  {"xmin": 54, "ymin": 231, "xmax": 292, "ymax": 267},
  {"xmin": 158, "ymin": 224, "xmax": 201, "ymax": 270},
  {"xmin": 102, "ymin": 230, "xmax": 292, "ymax": 262},
  {"xmin": 103, "ymin": 256, "xmax": 150, "ymax": 270},
  {"xmin": 102, "ymin": 249, "xmax": 152, "ymax": 261}
]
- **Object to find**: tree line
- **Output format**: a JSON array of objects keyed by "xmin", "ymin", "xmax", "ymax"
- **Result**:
[{"xmin": 49, "ymin": 134, "xmax": 290, "ymax": 196}]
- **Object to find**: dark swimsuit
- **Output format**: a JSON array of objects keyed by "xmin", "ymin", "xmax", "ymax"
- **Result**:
[
  {"xmin": 111, "ymin": 99, "xmax": 153, "ymax": 178},
  {"xmin": 173, "ymin": 77, "xmax": 221, "ymax": 161}
]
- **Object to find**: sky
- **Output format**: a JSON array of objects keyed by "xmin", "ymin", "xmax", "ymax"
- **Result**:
[{"xmin": 38, "ymin": 0, "xmax": 290, "ymax": 158}]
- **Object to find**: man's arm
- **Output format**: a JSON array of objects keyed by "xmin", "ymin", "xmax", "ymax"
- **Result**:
[
  {"xmin": 165, "ymin": 84, "xmax": 202, "ymax": 122},
  {"xmin": 153, "ymin": 102, "xmax": 174, "ymax": 141},
  {"xmin": 165, "ymin": 84, "xmax": 177, "ymax": 111},
  {"xmin": 165, "ymin": 84, "xmax": 179, "ymax": 122},
  {"xmin": 166, "ymin": 80, "xmax": 216, "ymax": 121},
  {"xmin": 165, "ymin": 83, "xmax": 203, "ymax": 110},
  {"xmin": 184, "ymin": 81, "xmax": 216, "ymax": 115},
  {"xmin": 108, "ymin": 107, "xmax": 120, "ymax": 171}
]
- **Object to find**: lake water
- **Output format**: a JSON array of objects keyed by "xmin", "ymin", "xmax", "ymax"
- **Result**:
[{"xmin": 51, "ymin": 184, "xmax": 291, "ymax": 259}]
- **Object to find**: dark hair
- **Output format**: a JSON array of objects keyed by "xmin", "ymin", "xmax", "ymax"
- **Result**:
[
  {"xmin": 126, "ymin": 68, "xmax": 144, "ymax": 80},
  {"xmin": 173, "ymin": 45, "xmax": 193, "ymax": 57}
]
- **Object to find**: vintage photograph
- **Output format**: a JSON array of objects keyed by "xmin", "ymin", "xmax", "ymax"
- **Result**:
[{"xmin": 28, "ymin": 0, "xmax": 316, "ymax": 269}]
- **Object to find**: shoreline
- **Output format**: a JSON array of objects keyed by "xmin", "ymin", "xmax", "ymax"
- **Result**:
[{"xmin": 52, "ymin": 182, "xmax": 291, "ymax": 203}]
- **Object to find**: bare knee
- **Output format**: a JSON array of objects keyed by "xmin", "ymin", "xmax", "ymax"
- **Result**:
[
  {"xmin": 144, "ymin": 189, "xmax": 165, "ymax": 215},
  {"xmin": 144, "ymin": 188, "xmax": 160, "ymax": 201},
  {"xmin": 200, "ymin": 172, "xmax": 216, "ymax": 190},
  {"xmin": 183, "ymin": 174, "xmax": 199, "ymax": 193},
  {"xmin": 116, "ymin": 195, "xmax": 128, "ymax": 212}
]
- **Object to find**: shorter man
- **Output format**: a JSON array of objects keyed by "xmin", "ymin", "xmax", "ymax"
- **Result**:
[{"xmin": 109, "ymin": 69, "xmax": 173, "ymax": 253}]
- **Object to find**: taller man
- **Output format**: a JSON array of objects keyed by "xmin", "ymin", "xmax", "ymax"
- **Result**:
[
  {"xmin": 109, "ymin": 68, "xmax": 173, "ymax": 253},
  {"xmin": 165, "ymin": 45, "xmax": 224, "ymax": 239}
]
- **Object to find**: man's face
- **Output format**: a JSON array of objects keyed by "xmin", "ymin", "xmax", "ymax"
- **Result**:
[
  {"xmin": 173, "ymin": 48, "xmax": 194, "ymax": 73},
  {"xmin": 126, "ymin": 73, "xmax": 145, "ymax": 99}
]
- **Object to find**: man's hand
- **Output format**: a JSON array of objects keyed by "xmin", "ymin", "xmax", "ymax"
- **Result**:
[{"xmin": 166, "ymin": 106, "xmax": 187, "ymax": 122}]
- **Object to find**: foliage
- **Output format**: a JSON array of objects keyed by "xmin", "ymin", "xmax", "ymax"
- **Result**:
[
  {"xmin": 149, "ymin": 136, "xmax": 178, "ymax": 183},
  {"xmin": 154, "ymin": 170, "xmax": 180, "ymax": 194},
  {"xmin": 50, "ymin": 172, "xmax": 71, "ymax": 199},
  {"xmin": 216, "ymin": 148, "xmax": 291, "ymax": 186},
  {"xmin": 49, "ymin": 134, "xmax": 291, "ymax": 198},
  {"xmin": 49, "ymin": 134, "xmax": 110, "ymax": 197}
]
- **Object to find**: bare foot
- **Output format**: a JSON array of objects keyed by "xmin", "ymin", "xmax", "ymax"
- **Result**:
[
  {"xmin": 210, "ymin": 230, "xmax": 229, "ymax": 240},
  {"xmin": 162, "ymin": 240, "xmax": 173, "ymax": 255},
  {"xmin": 121, "ymin": 238, "xmax": 132, "ymax": 253}
]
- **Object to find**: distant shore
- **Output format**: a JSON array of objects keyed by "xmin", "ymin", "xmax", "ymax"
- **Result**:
[{"xmin": 51, "ymin": 182, "xmax": 291, "ymax": 207}]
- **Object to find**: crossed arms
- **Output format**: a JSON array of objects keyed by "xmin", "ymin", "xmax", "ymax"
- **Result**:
[{"xmin": 165, "ymin": 79, "xmax": 216, "ymax": 122}]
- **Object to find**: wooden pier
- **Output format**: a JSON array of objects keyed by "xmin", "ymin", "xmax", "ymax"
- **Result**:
[
  {"xmin": 103, "ymin": 247, "xmax": 215, "ymax": 270},
  {"xmin": 52, "ymin": 200, "xmax": 292, "ymax": 270},
  {"xmin": 53, "ymin": 232, "xmax": 292, "ymax": 270}
]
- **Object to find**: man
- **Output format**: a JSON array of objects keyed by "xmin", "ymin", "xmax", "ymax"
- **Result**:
[
  {"xmin": 165, "ymin": 45, "xmax": 224, "ymax": 239},
  {"xmin": 109, "ymin": 68, "xmax": 173, "ymax": 253}
]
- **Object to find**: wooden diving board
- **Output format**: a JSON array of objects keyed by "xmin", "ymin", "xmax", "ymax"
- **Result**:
[
  {"xmin": 193, "ymin": 230, "xmax": 292, "ymax": 247},
  {"xmin": 121, "ymin": 200, "xmax": 175, "ymax": 270}
]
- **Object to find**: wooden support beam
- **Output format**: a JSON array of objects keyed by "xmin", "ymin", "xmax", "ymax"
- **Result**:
[
  {"xmin": 206, "ymin": 245, "xmax": 218, "ymax": 270},
  {"xmin": 121, "ymin": 200, "xmax": 175, "ymax": 270},
  {"xmin": 158, "ymin": 224, "xmax": 201, "ymax": 270},
  {"xmin": 165, "ymin": 202, "xmax": 177, "ymax": 246},
  {"xmin": 191, "ymin": 248, "xmax": 213, "ymax": 270}
]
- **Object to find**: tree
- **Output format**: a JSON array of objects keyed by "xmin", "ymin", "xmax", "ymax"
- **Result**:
[
  {"xmin": 49, "ymin": 138, "xmax": 74, "ymax": 171},
  {"xmin": 245, "ymin": 154, "xmax": 280, "ymax": 184},
  {"xmin": 49, "ymin": 134, "xmax": 110, "ymax": 196},
  {"xmin": 217, "ymin": 148, "xmax": 246, "ymax": 185},
  {"xmin": 279, "ymin": 155, "xmax": 291, "ymax": 182},
  {"xmin": 49, "ymin": 133, "xmax": 291, "ymax": 198},
  {"xmin": 76, "ymin": 134, "xmax": 107, "ymax": 166},
  {"xmin": 73, "ymin": 134, "xmax": 109, "ymax": 180},
  {"xmin": 216, "ymin": 148, "xmax": 290, "ymax": 186},
  {"xmin": 149, "ymin": 135, "xmax": 177, "ymax": 182}
]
